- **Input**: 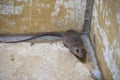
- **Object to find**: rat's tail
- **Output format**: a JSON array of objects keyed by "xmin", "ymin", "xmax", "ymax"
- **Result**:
[{"xmin": 1, "ymin": 32, "xmax": 62, "ymax": 43}]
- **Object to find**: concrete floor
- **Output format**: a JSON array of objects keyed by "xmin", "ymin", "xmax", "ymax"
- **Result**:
[{"xmin": 0, "ymin": 42, "xmax": 94, "ymax": 80}]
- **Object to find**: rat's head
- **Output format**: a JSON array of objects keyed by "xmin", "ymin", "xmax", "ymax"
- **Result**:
[{"xmin": 71, "ymin": 42, "xmax": 85, "ymax": 58}]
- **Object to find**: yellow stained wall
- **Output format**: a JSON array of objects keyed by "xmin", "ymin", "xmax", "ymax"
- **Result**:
[
  {"xmin": 91, "ymin": 0, "xmax": 120, "ymax": 80},
  {"xmin": 0, "ymin": 0, "xmax": 86, "ymax": 35}
]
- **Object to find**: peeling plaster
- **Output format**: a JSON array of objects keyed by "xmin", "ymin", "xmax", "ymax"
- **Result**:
[
  {"xmin": 93, "ymin": 2, "xmax": 120, "ymax": 79},
  {"xmin": 0, "ymin": 0, "xmax": 24, "ymax": 15}
]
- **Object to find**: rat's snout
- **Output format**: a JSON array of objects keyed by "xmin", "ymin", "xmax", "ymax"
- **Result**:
[
  {"xmin": 74, "ymin": 48, "xmax": 84, "ymax": 58},
  {"xmin": 78, "ymin": 51, "xmax": 84, "ymax": 58},
  {"xmin": 80, "ymin": 48, "xmax": 85, "ymax": 57}
]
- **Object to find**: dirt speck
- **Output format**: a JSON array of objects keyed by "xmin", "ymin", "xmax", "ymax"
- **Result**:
[{"xmin": 10, "ymin": 54, "xmax": 15, "ymax": 61}]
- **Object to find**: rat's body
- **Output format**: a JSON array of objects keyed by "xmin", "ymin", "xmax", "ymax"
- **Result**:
[
  {"xmin": 62, "ymin": 30, "xmax": 85, "ymax": 58},
  {"xmin": 2, "ymin": 30, "xmax": 87, "ymax": 58}
]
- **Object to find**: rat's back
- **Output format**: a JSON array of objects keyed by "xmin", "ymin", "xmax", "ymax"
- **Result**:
[{"xmin": 62, "ymin": 30, "xmax": 82, "ymax": 48}]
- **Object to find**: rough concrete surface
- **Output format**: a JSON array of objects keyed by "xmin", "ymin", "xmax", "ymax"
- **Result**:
[
  {"xmin": 91, "ymin": 0, "xmax": 120, "ymax": 80},
  {"xmin": 0, "ymin": 0, "xmax": 86, "ymax": 34},
  {"xmin": 0, "ymin": 42, "xmax": 94, "ymax": 80}
]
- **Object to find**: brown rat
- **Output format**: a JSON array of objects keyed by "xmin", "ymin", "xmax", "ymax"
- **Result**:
[{"xmin": 2, "ymin": 30, "xmax": 88, "ymax": 58}]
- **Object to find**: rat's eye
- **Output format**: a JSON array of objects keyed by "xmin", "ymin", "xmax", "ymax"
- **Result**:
[
  {"xmin": 76, "ymin": 49, "xmax": 79, "ymax": 52},
  {"xmin": 82, "ymin": 49, "xmax": 84, "ymax": 52}
]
